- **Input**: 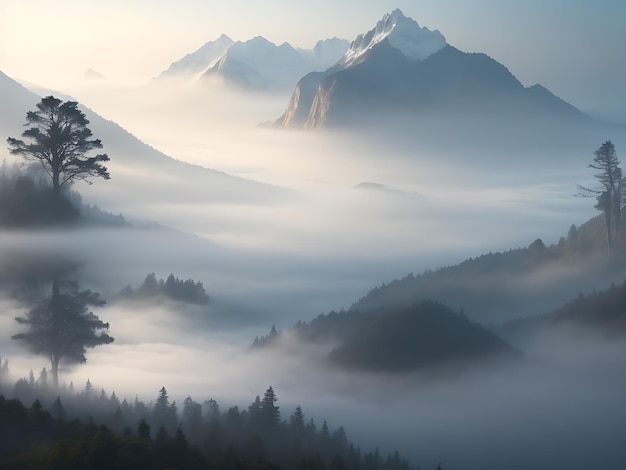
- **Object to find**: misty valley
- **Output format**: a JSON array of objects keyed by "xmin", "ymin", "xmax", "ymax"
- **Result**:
[{"xmin": 2, "ymin": 8, "xmax": 626, "ymax": 470}]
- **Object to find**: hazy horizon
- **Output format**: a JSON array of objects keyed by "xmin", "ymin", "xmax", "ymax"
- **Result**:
[
  {"xmin": 3, "ymin": 1, "xmax": 626, "ymax": 123},
  {"xmin": 1, "ymin": 4, "xmax": 626, "ymax": 469}
]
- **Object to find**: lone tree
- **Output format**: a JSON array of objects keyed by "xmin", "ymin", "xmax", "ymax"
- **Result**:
[
  {"xmin": 577, "ymin": 140, "xmax": 625, "ymax": 253},
  {"xmin": 7, "ymin": 96, "xmax": 110, "ymax": 194},
  {"xmin": 12, "ymin": 279, "xmax": 114, "ymax": 388}
]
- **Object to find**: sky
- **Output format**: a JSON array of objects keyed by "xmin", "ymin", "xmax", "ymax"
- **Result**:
[{"xmin": 1, "ymin": 0, "xmax": 626, "ymax": 122}]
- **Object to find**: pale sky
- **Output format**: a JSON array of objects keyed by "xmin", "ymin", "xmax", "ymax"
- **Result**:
[{"xmin": 1, "ymin": 0, "xmax": 625, "ymax": 121}]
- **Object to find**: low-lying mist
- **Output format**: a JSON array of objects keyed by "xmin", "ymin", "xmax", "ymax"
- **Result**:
[
  {"xmin": 3, "ymin": 293, "xmax": 624, "ymax": 470},
  {"xmin": 2, "ymin": 79, "xmax": 626, "ymax": 469}
]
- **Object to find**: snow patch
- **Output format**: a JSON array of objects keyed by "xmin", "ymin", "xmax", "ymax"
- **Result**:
[{"xmin": 340, "ymin": 9, "xmax": 446, "ymax": 67}]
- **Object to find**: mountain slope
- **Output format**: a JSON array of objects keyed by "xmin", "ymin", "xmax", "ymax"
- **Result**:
[
  {"xmin": 0, "ymin": 71, "xmax": 289, "ymax": 217},
  {"xmin": 276, "ymin": 10, "xmax": 588, "ymax": 128},
  {"xmin": 154, "ymin": 34, "xmax": 234, "ymax": 80},
  {"xmin": 255, "ymin": 300, "xmax": 517, "ymax": 373},
  {"xmin": 156, "ymin": 35, "xmax": 349, "ymax": 92},
  {"xmin": 199, "ymin": 36, "xmax": 349, "ymax": 92},
  {"xmin": 351, "ymin": 214, "xmax": 626, "ymax": 325},
  {"xmin": 497, "ymin": 278, "xmax": 626, "ymax": 346}
]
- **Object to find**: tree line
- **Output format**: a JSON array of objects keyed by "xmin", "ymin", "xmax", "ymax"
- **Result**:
[{"xmin": 0, "ymin": 375, "xmax": 423, "ymax": 470}]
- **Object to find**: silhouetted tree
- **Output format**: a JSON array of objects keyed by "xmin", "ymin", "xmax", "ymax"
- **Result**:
[
  {"xmin": 7, "ymin": 96, "xmax": 110, "ymax": 194},
  {"xmin": 153, "ymin": 386, "xmax": 178, "ymax": 432},
  {"xmin": 577, "ymin": 140, "xmax": 625, "ymax": 253},
  {"xmin": 290, "ymin": 405, "xmax": 305, "ymax": 430},
  {"xmin": 248, "ymin": 395, "xmax": 262, "ymax": 429},
  {"xmin": 261, "ymin": 386, "xmax": 280, "ymax": 428},
  {"xmin": 11, "ymin": 280, "xmax": 114, "ymax": 387},
  {"xmin": 138, "ymin": 419, "xmax": 151, "ymax": 441}
]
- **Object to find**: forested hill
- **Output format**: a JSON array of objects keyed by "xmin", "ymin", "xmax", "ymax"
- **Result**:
[
  {"xmin": 350, "ymin": 213, "xmax": 626, "ymax": 325},
  {"xmin": 497, "ymin": 279, "xmax": 626, "ymax": 345},
  {"xmin": 254, "ymin": 300, "xmax": 518, "ymax": 373}
]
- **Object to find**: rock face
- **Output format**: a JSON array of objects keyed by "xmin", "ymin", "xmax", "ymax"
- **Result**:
[{"xmin": 275, "ymin": 9, "xmax": 587, "ymax": 128}]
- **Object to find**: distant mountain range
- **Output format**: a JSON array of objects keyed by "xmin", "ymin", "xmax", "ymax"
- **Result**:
[
  {"xmin": 275, "ymin": 9, "xmax": 589, "ymax": 128},
  {"xmin": 155, "ymin": 35, "xmax": 349, "ymax": 92}
]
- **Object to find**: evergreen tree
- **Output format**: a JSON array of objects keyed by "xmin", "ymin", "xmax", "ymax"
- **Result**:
[
  {"xmin": 12, "ymin": 280, "xmax": 113, "ymax": 387},
  {"xmin": 138, "ymin": 419, "xmax": 151, "ymax": 441},
  {"xmin": 7, "ymin": 96, "xmax": 110, "ymax": 194},
  {"xmin": 248, "ymin": 394, "xmax": 262, "ymax": 429},
  {"xmin": 577, "ymin": 140, "xmax": 625, "ymax": 253},
  {"xmin": 261, "ymin": 386, "xmax": 280, "ymax": 428},
  {"xmin": 290, "ymin": 405, "xmax": 305, "ymax": 431},
  {"xmin": 153, "ymin": 386, "xmax": 178, "ymax": 431}
]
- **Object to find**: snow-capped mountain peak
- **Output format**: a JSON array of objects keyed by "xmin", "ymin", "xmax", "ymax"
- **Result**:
[
  {"xmin": 340, "ymin": 9, "xmax": 446, "ymax": 67},
  {"xmin": 155, "ymin": 34, "xmax": 234, "ymax": 80}
]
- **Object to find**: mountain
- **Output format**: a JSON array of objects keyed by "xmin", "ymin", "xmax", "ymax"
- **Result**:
[
  {"xmin": 0, "ymin": 70, "xmax": 288, "ymax": 215},
  {"xmin": 275, "ymin": 9, "xmax": 588, "ymax": 128},
  {"xmin": 156, "ymin": 35, "xmax": 349, "ymax": 92},
  {"xmin": 350, "ymin": 214, "xmax": 626, "ymax": 325},
  {"xmin": 83, "ymin": 69, "xmax": 106, "ymax": 81},
  {"xmin": 199, "ymin": 36, "xmax": 349, "ymax": 92},
  {"xmin": 254, "ymin": 300, "xmax": 518, "ymax": 373},
  {"xmin": 155, "ymin": 34, "xmax": 234, "ymax": 80},
  {"xmin": 298, "ymin": 37, "xmax": 352, "ymax": 72}
]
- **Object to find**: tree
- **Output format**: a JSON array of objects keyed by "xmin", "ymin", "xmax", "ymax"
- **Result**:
[
  {"xmin": 577, "ymin": 140, "xmax": 625, "ymax": 253},
  {"xmin": 12, "ymin": 280, "xmax": 114, "ymax": 388},
  {"xmin": 7, "ymin": 96, "xmax": 110, "ymax": 194},
  {"xmin": 153, "ymin": 386, "xmax": 178, "ymax": 431},
  {"xmin": 290, "ymin": 405, "xmax": 305, "ymax": 430},
  {"xmin": 261, "ymin": 386, "xmax": 280, "ymax": 428}
]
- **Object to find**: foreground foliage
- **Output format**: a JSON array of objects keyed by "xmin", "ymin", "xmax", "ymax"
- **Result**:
[{"xmin": 0, "ymin": 381, "xmax": 422, "ymax": 470}]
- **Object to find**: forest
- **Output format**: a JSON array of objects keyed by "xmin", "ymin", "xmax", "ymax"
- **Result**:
[
  {"xmin": 1, "ymin": 89, "xmax": 626, "ymax": 469},
  {"xmin": 0, "ymin": 96, "xmax": 429, "ymax": 469}
]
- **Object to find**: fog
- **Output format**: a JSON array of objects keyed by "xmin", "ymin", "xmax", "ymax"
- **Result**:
[
  {"xmin": 4, "ymin": 291, "xmax": 625, "ymax": 469},
  {"xmin": 2, "ymin": 79, "xmax": 626, "ymax": 468}
]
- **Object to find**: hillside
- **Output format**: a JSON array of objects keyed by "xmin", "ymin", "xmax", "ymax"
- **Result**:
[
  {"xmin": 351, "ymin": 213, "xmax": 626, "ymax": 325},
  {"xmin": 254, "ymin": 300, "xmax": 517, "ymax": 373},
  {"xmin": 497, "ymin": 278, "xmax": 626, "ymax": 346},
  {"xmin": 0, "ymin": 71, "xmax": 290, "ymax": 219}
]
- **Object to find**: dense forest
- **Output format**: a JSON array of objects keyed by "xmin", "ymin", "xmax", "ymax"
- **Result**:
[{"xmin": 0, "ymin": 375, "xmax": 419, "ymax": 470}]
